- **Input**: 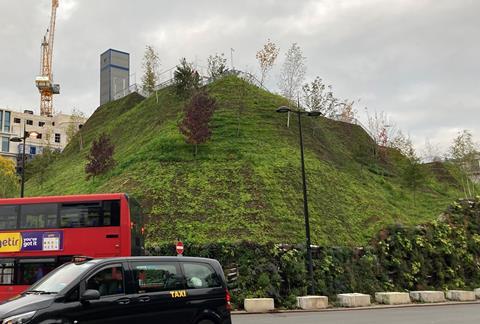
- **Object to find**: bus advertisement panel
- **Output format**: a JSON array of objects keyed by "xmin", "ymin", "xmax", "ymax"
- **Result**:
[{"xmin": 0, "ymin": 193, "xmax": 144, "ymax": 301}]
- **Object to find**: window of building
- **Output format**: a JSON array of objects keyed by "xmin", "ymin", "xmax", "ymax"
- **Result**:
[
  {"xmin": 3, "ymin": 111, "xmax": 10, "ymax": 132},
  {"xmin": 0, "ymin": 110, "xmax": 3, "ymax": 131},
  {"xmin": 132, "ymin": 262, "xmax": 181, "ymax": 293},
  {"xmin": 54, "ymin": 133, "xmax": 61, "ymax": 143},
  {"xmin": 26, "ymin": 120, "xmax": 33, "ymax": 126},
  {"xmin": 86, "ymin": 266, "xmax": 124, "ymax": 296},
  {"xmin": 183, "ymin": 263, "xmax": 222, "ymax": 289},
  {"xmin": 39, "ymin": 121, "xmax": 45, "ymax": 127},
  {"xmin": 79, "ymin": 124, "xmax": 83, "ymax": 129},
  {"xmin": 30, "ymin": 146, "xmax": 36, "ymax": 155},
  {"xmin": 1, "ymin": 137, "xmax": 9, "ymax": 153},
  {"xmin": 14, "ymin": 118, "xmax": 21, "ymax": 124},
  {"xmin": 37, "ymin": 133, "xmax": 42, "ymax": 139},
  {"xmin": 52, "ymin": 122, "xmax": 55, "ymax": 126}
]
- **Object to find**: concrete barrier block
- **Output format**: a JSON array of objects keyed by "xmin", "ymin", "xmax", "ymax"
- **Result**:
[
  {"xmin": 375, "ymin": 292, "xmax": 411, "ymax": 305},
  {"xmin": 244, "ymin": 298, "xmax": 275, "ymax": 313},
  {"xmin": 445, "ymin": 290, "xmax": 476, "ymax": 301},
  {"xmin": 475, "ymin": 288, "xmax": 480, "ymax": 299},
  {"xmin": 297, "ymin": 296, "xmax": 328, "ymax": 310},
  {"xmin": 337, "ymin": 293, "xmax": 371, "ymax": 307},
  {"xmin": 409, "ymin": 291, "xmax": 446, "ymax": 303}
]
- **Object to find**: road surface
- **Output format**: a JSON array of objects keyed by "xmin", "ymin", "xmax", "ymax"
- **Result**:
[{"xmin": 233, "ymin": 304, "xmax": 480, "ymax": 324}]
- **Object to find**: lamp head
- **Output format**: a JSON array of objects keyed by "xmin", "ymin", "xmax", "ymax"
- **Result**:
[
  {"xmin": 307, "ymin": 111, "xmax": 322, "ymax": 117},
  {"xmin": 276, "ymin": 106, "xmax": 291, "ymax": 113}
]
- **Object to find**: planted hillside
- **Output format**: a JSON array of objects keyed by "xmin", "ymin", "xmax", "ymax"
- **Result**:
[{"xmin": 26, "ymin": 76, "xmax": 465, "ymax": 246}]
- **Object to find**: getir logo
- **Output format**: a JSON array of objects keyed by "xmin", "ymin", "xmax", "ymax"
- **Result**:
[{"xmin": 0, "ymin": 233, "xmax": 22, "ymax": 252}]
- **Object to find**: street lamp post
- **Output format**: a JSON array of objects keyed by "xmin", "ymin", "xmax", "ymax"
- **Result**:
[
  {"xmin": 10, "ymin": 125, "xmax": 39, "ymax": 198},
  {"xmin": 276, "ymin": 106, "xmax": 321, "ymax": 295}
]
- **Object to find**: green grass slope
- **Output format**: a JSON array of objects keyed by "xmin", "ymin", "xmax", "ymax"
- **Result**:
[{"xmin": 26, "ymin": 76, "xmax": 463, "ymax": 246}]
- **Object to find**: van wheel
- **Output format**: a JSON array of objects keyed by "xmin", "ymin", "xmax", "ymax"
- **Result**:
[{"xmin": 197, "ymin": 320, "xmax": 215, "ymax": 324}]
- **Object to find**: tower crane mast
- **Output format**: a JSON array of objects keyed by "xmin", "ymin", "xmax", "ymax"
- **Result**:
[{"xmin": 36, "ymin": 0, "xmax": 60, "ymax": 117}]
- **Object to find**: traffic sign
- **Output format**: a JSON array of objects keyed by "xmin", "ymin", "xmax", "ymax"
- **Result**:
[{"xmin": 176, "ymin": 241, "xmax": 184, "ymax": 255}]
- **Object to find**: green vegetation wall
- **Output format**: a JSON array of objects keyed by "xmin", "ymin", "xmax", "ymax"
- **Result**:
[{"xmin": 148, "ymin": 197, "xmax": 480, "ymax": 309}]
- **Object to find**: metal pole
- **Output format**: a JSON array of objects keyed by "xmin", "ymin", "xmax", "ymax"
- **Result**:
[
  {"xmin": 20, "ymin": 129, "xmax": 26, "ymax": 198},
  {"xmin": 298, "ymin": 112, "xmax": 315, "ymax": 295}
]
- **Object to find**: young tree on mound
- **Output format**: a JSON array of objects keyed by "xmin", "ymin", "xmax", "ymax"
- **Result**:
[
  {"xmin": 174, "ymin": 58, "xmax": 200, "ymax": 98},
  {"xmin": 66, "ymin": 108, "xmax": 86, "ymax": 151},
  {"xmin": 278, "ymin": 42, "xmax": 306, "ymax": 101},
  {"xmin": 450, "ymin": 129, "xmax": 478, "ymax": 197},
  {"xmin": 179, "ymin": 91, "xmax": 216, "ymax": 156},
  {"xmin": 0, "ymin": 156, "xmax": 19, "ymax": 198},
  {"xmin": 207, "ymin": 53, "xmax": 228, "ymax": 80},
  {"xmin": 399, "ymin": 137, "xmax": 426, "ymax": 206},
  {"xmin": 256, "ymin": 39, "xmax": 279, "ymax": 86},
  {"xmin": 85, "ymin": 133, "xmax": 116, "ymax": 180},
  {"xmin": 141, "ymin": 45, "xmax": 160, "ymax": 95}
]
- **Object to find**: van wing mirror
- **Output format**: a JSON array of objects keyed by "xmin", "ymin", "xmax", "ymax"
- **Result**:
[{"xmin": 81, "ymin": 289, "xmax": 100, "ymax": 301}]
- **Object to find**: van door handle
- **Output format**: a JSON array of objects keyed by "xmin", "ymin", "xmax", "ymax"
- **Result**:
[
  {"xmin": 117, "ymin": 298, "xmax": 131, "ymax": 305},
  {"xmin": 138, "ymin": 296, "xmax": 151, "ymax": 303}
]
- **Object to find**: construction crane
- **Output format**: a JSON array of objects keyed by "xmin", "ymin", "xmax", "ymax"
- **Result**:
[{"xmin": 36, "ymin": 0, "xmax": 60, "ymax": 117}]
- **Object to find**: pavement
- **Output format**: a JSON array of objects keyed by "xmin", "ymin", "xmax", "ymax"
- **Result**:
[{"xmin": 232, "ymin": 303, "xmax": 480, "ymax": 323}]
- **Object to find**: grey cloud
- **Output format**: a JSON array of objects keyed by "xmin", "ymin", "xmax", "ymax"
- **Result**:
[{"xmin": 0, "ymin": 0, "xmax": 478, "ymax": 153}]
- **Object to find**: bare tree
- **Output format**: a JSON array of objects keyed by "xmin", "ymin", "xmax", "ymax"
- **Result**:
[
  {"xmin": 365, "ymin": 109, "xmax": 399, "ymax": 160},
  {"xmin": 207, "ymin": 53, "xmax": 228, "ymax": 79},
  {"xmin": 390, "ymin": 130, "xmax": 413, "ymax": 156},
  {"xmin": 365, "ymin": 109, "xmax": 397, "ymax": 147},
  {"xmin": 278, "ymin": 43, "xmax": 306, "ymax": 101},
  {"xmin": 336, "ymin": 99, "xmax": 357, "ymax": 123},
  {"xmin": 66, "ymin": 108, "xmax": 86, "ymax": 151},
  {"xmin": 422, "ymin": 138, "xmax": 442, "ymax": 162},
  {"xmin": 256, "ymin": 39, "xmax": 280, "ymax": 86},
  {"xmin": 141, "ymin": 45, "xmax": 160, "ymax": 95},
  {"xmin": 301, "ymin": 76, "xmax": 340, "ymax": 117}
]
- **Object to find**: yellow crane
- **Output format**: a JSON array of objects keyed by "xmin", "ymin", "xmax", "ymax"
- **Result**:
[{"xmin": 36, "ymin": 0, "xmax": 60, "ymax": 117}]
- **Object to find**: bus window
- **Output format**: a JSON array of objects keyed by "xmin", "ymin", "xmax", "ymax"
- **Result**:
[
  {"xmin": 0, "ymin": 259, "xmax": 14, "ymax": 285},
  {"xmin": 17, "ymin": 258, "xmax": 57, "ymax": 285},
  {"xmin": 103, "ymin": 201, "xmax": 120, "ymax": 226},
  {"xmin": 20, "ymin": 204, "xmax": 58, "ymax": 229},
  {"xmin": 60, "ymin": 203, "xmax": 102, "ymax": 227},
  {"xmin": 0, "ymin": 205, "xmax": 18, "ymax": 230}
]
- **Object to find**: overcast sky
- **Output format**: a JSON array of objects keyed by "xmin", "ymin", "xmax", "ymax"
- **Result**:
[{"xmin": 1, "ymin": 0, "xmax": 478, "ymax": 154}]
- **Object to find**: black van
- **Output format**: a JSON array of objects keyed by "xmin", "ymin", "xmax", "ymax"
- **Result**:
[{"xmin": 0, "ymin": 256, "xmax": 232, "ymax": 324}]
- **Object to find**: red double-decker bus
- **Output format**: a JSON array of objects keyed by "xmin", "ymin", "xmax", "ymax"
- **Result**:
[{"xmin": 0, "ymin": 193, "xmax": 144, "ymax": 301}]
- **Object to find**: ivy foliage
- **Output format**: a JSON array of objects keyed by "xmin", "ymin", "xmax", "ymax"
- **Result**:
[{"xmin": 148, "ymin": 197, "xmax": 480, "ymax": 309}]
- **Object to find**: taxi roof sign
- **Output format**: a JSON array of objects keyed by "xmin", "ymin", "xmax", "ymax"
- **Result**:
[{"xmin": 72, "ymin": 256, "xmax": 93, "ymax": 264}]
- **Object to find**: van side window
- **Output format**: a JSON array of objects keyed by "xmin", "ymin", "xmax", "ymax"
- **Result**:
[
  {"xmin": 86, "ymin": 266, "xmax": 124, "ymax": 297},
  {"xmin": 65, "ymin": 286, "xmax": 80, "ymax": 302},
  {"xmin": 132, "ymin": 262, "xmax": 181, "ymax": 293},
  {"xmin": 183, "ymin": 263, "xmax": 222, "ymax": 289}
]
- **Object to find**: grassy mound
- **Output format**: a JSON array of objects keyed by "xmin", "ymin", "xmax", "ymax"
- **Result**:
[{"xmin": 26, "ymin": 76, "xmax": 464, "ymax": 246}]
